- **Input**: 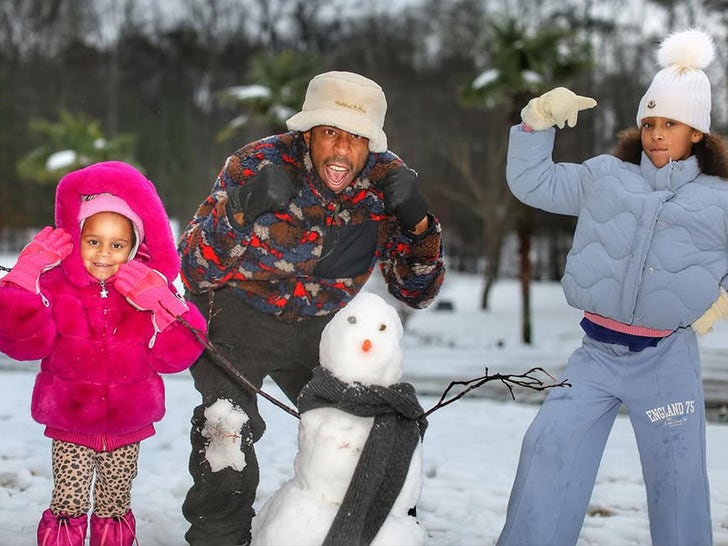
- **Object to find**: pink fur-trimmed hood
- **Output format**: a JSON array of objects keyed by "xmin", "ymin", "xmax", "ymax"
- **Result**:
[{"xmin": 55, "ymin": 161, "xmax": 180, "ymax": 284}]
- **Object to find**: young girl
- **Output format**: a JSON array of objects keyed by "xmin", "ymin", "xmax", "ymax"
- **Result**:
[
  {"xmin": 0, "ymin": 161, "xmax": 207, "ymax": 546},
  {"xmin": 497, "ymin": 29, "xmax": 728, "ymax": 545}
]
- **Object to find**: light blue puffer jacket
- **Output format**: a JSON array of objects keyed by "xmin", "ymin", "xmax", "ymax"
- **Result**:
[{"xmin": 507, "ymin": 125, "xmax": 728, "ymax": 331}]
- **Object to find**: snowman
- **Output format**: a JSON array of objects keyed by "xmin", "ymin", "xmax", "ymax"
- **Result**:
[{"xmin": 251, "ymin": 291, "xmax": 428, "ymax": 546}]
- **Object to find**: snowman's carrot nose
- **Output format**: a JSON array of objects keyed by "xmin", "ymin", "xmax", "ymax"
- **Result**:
[{"xmin": 362, "ymin": 339, "xmax": 372, "ymax": 352}]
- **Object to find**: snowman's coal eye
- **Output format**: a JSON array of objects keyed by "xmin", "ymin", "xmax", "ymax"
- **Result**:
[
  {"xmin": 347, "ymin": 316, "xmax": 357, "ymax": 324},
  {"xmin": 379, "ymin": 323, "xmax": 386, "ymax": 331}
]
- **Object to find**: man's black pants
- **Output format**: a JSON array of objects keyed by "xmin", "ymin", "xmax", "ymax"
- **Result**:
[{"xmin": 182, "ymin": 289, "xmax": 331, "ymax": 546}]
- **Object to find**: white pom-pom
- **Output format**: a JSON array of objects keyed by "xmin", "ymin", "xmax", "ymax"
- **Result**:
[{"xmin": 657, "ymin": 28, "xmax": 715, "ymax": 69}]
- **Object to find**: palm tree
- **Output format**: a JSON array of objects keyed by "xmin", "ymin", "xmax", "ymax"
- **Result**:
[
  {"xmin": 17, "ymin": 109, "xmax": 139, "ymax": 184},
  {"xmin": 461, "ymin": 17, "xmax": 592, "ymax": 344},
  {"xmin": 216, "ymin": 50, "xmax": 324, "ymax": 142}
]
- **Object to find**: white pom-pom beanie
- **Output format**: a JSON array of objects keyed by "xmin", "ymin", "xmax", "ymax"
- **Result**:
[
  {"xmin": 636, "ymin": 28, "xmax": 715, "ymax": 133},
  {"xmin": 286, "ymin": 71, "xmax": 388, "ymax": 153}
]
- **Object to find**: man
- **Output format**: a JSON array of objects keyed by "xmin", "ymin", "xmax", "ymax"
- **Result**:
[{"xmin": 178, "ymin": 70, "xmax": 445, "ymax": 545}]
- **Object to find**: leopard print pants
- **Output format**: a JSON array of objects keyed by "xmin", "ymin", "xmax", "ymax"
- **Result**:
[{"xmin": 49, "ymin": 440, "xmax": 139, "ymax": 518}]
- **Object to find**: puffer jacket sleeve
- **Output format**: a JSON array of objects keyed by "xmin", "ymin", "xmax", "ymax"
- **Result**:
[
  {"xmin": 0, "ymin": 283, "xmax": 57, "ymax": 360},
  {"xmin": 147, "ymin": 299, "xmax": 208, "ymax": 374},
  {"xmin": 506, "ymin": 124, "xmax": 590, "ymax": 217}
]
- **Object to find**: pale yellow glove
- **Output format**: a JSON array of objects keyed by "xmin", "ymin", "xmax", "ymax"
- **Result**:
[
  {"xmin": 521, "ymin": 87, "xmax": 597, "ymax": 131},
  {"xmin": 692, "ymin": 287, "xmax": 728, "ymax": 335}
]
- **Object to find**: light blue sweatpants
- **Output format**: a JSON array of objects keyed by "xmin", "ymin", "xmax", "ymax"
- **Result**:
[{"xmin": 497, "ymin": 328, "xmax": 712, "ymax": 546}]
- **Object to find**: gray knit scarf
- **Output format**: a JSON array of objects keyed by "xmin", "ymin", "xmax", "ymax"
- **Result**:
[{"xmin": 297, "ymin": 365, "xmax": 428, "ymax": 546}]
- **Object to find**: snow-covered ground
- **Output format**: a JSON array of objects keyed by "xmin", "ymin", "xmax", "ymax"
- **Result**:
[{"xmin": 1, "ymin": 259, "xmax": 727, "ymax": 545}]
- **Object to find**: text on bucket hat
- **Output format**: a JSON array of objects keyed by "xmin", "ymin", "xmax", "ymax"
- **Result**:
[
  {"xmin": 636, "ymin": 28, "xmax": 715, "ymax": 133},
  {"xmin": 78, "ymin": 193, "xmax": 145, "ymax": 260},
  {"xmin": 286, "ymin": 71, "xmax": 388, "ymax": 153}
]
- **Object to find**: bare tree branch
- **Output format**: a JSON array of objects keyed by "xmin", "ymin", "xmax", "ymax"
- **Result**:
[{"xmin": 423, "ymin": 367, "xmax": 570, "ymax": 418}]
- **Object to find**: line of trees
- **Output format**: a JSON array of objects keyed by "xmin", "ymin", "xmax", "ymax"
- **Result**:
[{"xmin": 1, "ymin": 0, "xmax": 727, "ymax": 339}]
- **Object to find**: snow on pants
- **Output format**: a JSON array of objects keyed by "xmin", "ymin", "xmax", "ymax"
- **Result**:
[
  {"xmin": 182, "ymin": 288, "xmax": 331, "ymax": 546},
  {"xmin": 497, "ymin": 327, "xmax": 712, "ymax": 546}
]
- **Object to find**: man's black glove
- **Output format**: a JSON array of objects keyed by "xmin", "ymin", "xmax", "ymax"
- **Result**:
[
  {"xmin": 226, "ymin": 165, "xmax": 295, "ymax": 227},
  {"xmin": 380, "ymin": 166, "xmax": 429, "ymax": 231}
]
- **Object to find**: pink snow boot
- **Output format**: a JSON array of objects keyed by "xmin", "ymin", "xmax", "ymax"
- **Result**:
[
  {"xmin": 90, "ymin": 510, "xmax": 138, "ymax": 546},
  {"xmin": 37, "ymin": 509, "xmax": 88, "ymax": 546}
]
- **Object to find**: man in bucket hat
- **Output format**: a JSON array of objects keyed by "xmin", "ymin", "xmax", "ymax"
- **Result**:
[{"xmin": 179, "ymin": 71, "xmax": 445, "ymax": 546}]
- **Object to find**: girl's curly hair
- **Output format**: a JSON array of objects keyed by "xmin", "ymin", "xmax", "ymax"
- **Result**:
[{"xmin": 613, "ymin": 127, "xmax": 728, "ymax": 178}]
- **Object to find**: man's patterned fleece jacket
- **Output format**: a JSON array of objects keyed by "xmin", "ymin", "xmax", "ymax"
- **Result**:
[{"xmin": 179, "ymin": 132, "xmax": 445, "ymax": 321}]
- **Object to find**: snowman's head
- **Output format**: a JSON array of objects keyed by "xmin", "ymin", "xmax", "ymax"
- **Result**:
[{"xmin": 319, "ymin": 292, "xmax": 404, "ymax": 386}]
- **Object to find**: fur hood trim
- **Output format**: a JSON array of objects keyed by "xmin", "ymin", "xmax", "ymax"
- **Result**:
[{"xmin": 55, "ymin": 161, "xmax": 180, "ymax": 285}]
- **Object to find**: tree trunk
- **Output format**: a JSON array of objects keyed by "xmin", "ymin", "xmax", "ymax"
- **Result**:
[
  {"xmin": 480, "ymin": 213, "xmax": 507, "ymax": 310},
  {"xmin": 519, "ymin": 228, "xmax": 532, "ymax": 344},
  {"xmin": 517, "ymin": 207, "xmax": 534, "ymax": 344},
  {"xmin": 481, "ymin": 264, "xmax": 494, "ymax": 311}
]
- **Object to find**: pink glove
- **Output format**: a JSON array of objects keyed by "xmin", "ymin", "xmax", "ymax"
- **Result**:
[
  {"xmin": 1, "ymin": 226, "xmax": 73, "ymax": 294},
  {"xmin": 115, "ymin": 261, "xmax": 188, "ymax": 332}
]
